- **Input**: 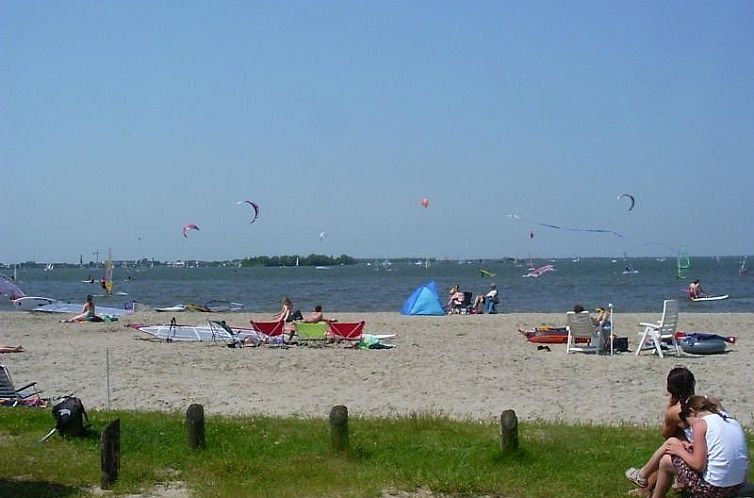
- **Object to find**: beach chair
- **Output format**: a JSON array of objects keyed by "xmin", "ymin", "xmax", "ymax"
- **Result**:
[
  {"xmin": 250, "ymin": 320, "xmax": 286, "ymax": 345},
  {"xmin": 0, "ymin": 365, "xmax": 43, "ymax": 407},
  {"xmin": 327, "ymin": 321, "xmax": 366, "ymax": 342},
  {"xmin": 636, "ymin": 300, "xmax": 680, "ymax": 358},
  {"xmin": 208, "ymin": 320, "xmax": 263, "ymax": 347},
  {"xmin": 207, "ymin": 320, "xmax": 239, "ymax": 341},
  {"xmin": 294, "ymin": 322, "xmax": 328, "ymax": 344},
  {"xmin": 565, "ymin": 311, "xmax": 601, "ymax": 354}
]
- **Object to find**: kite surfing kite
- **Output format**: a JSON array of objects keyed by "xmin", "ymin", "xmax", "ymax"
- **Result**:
[
  {"xmin": 182, "ymin": 224, "xmax": 200, "ymax": 238},
  {"xmin": 319, "ymin": 231, "xmax": 327, "ymax": 242},
  {"xmin": 420, "ymin": 197, "xmax": 429, "ymax": 208},
  {"xmin": 617, "ymin": 193, "xmax": 636, "ymax": 211},
  {"xmin": 237, "ymin": 200, "xmax": 260, "ymax": 224},
  {"xmin": 507, "ymin": 213, "xmax": 625, "ymax": 239}
]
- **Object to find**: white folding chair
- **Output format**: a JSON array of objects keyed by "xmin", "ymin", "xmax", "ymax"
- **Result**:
[
  {"xmin": 635, "ymin": 300, "xmax": 680, "ymax": 358},
  {"xmin": 566, "ymin": 311, "xmax": 600, "ymax": 354}
]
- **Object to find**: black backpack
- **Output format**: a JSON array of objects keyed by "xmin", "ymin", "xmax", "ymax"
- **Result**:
[{"xmin": 52, "ymin": 396, "xmax": 90, "ymax": 437}]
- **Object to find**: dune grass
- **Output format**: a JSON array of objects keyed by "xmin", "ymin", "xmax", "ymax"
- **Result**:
[{"xmin": 0, "ymin": 407, "xmax": 751, "ymax": 497}]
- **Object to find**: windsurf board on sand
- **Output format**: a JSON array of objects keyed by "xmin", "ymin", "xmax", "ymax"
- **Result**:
[
  {"xmin": 690, "ymin": 295, "xmax": 729, "ymax": 302},
  {"xmin": 33, "ymin": 302, "xmax": 134, "ymax": 316}
]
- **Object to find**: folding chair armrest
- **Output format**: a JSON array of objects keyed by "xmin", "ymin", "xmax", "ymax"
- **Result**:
[
  {"xmin": 638, "ymin": 322, "xmax": 660, "ymax": 330},
  {"xmin": 17, "ymin": 382, "xmax": 42, "ymax": 400},
  {"xmin": 16, "ymin": 381, "xmax": 37, "ymax": 392}
]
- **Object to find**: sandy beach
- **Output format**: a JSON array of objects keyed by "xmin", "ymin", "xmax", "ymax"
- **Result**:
[{"xmin": 1, "ymin": 311, "xmax": 752, "ymax": 428}]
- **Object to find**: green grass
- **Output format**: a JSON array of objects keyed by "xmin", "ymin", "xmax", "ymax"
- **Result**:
[{"xmin": 0, "ymin": 407, "xmax": 751, "ymax": 497}]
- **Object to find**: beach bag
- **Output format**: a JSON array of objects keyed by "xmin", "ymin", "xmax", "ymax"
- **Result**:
[
  {"xmin": 613, "ymin": 337, "xmax": 629, "ymax": 352},
  {"xmin": 52, "ymin": 396, "xmax": 89, "ymax": 437}
]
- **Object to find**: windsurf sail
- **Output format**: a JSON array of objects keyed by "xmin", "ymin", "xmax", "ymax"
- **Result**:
[
  {"xmin": 676, "ymin": 245, "xmax": 690, "ymax": 280},
  {"xmin": 129, "ymin": 321, "xmax": 259, "ymax": 342},
  {"xmin": 740, "ymin": 256, "xmax": 749, "ymax": 276},
  {"xmin": 0, "ymin": 273, "xmax": 26, "ymax": 300},
  {"xmin": 102, "ymin": 248, "xmax": 114, "ymax": 296}
]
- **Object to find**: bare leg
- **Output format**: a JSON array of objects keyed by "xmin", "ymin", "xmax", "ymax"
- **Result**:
[
  {"xmin": 638, "ymin": 445, "xmax": 666, "ymax": 479},
  {"xmin": 651, "ymin": 454, "xmax": 675, "ymax": 498}
]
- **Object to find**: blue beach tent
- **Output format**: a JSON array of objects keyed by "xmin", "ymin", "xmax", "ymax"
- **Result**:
[{"xmin": 401, "ymin": 281, "xmax": 445, "ymax": 316}]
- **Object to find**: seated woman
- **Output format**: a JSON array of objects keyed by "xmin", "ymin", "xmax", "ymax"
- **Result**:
[
  {"xmin": 624, "ymin": 367, "xmax": 723, "ymax": 496},
  {"xmin": 470, "ymin": 284, "xmax": 499, "ymax": 314},
  {"xmin": 447, "ymin": 285, "xmax": 464, "ymax": 313},
  {"xmin": 626, "ymin": 395, "xmax": 748, "ymax": 498},
  {"xmin": 62, "ymin": 295, "xmax": 100, "ymax": 323}
]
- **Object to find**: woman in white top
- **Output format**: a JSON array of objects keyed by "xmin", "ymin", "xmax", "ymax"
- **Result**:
[{"xmin": 627, "ymin": 395, "xmax": 749, "ymax": 498}]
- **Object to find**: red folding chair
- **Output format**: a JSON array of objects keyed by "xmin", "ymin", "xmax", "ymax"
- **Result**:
[
  {"xmin": 250, "ymin": 320, "xmax": 286, "ymax": 345},
  {"xmin": 327, "ymin": 321, "xmax": 366, "ymax": 342}
]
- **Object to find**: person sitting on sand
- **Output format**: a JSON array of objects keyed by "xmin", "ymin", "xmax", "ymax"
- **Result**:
[
  {"xmin": 471, "ymin": 283, "xmax": 499, "ymax": 314},
  {"xmin": 626, "ymin": 395, "xmax": 748, "ymax": 498},
  {"xmin": 273, "ymin": 297, "xmax": 294, "ymax": 322},
  {"xmin": 63, "ymin": 294, "xmax": 100, "ymax": 323},
  {"xmin": 303, "ymin": 305, "xmax": 328, "ymax": 323}
]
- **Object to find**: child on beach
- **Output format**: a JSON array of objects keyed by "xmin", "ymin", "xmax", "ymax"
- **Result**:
[{"xmin": 625, "ymin": 395, "xmax": 749, "ymax": 498}]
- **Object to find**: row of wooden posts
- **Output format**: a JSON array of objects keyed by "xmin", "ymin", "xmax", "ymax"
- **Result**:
[{"xmin": 99, "ymin": 404, "xmax": 520, "ymax": 489}]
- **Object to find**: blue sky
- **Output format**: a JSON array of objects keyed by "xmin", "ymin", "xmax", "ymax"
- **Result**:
[{"xmin": 2, "ymin": 1, "xmax": 753, "ymax": 263}]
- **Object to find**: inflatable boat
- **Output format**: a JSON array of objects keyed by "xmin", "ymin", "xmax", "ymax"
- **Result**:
[{"xmin": 679, "ymin": 332, "xmax": 730, "ymax": 355}]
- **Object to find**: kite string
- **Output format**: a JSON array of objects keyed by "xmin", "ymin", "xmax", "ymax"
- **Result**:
[{"xmin": 507, "ymin": 213, "xmax": 626, "ymax": 239}]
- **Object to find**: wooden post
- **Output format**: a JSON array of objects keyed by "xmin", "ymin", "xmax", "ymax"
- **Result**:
[
  {"xmin": 500, "ymin": 409, "xmax": 519, "ymax": 454},
  {"xmin": 100, "ymin": 418, "xmax": 120, "ymax": 489},
  {"xmin": 186, "ymin": 404, "xmax": 205, "ymax": 450},
  {"xmin": 329, "ymin": 405, "xmax": 349, "ymax": 452}
]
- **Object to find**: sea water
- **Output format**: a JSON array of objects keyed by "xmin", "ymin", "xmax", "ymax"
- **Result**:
[{"xmin": 2, "ymin": 257, "xmax": 752, "ymax": 313}]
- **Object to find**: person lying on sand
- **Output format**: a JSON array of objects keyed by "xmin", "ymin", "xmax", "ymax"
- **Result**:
[{"xmin": 0, "ymin": 345, "xmax": 25, "ymax": 353}]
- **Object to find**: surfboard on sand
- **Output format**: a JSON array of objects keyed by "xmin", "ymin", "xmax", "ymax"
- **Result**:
[
  {"xmin": 690, "ymin": 294, "xmax": 730, "ymax": 302},
  {"xmin": 33, "ymin": 302, "xmax": 134, "ymax": 316},
  {"xmin": 11, "ymin": 296, "xmax": 57, "ymax": 311}
]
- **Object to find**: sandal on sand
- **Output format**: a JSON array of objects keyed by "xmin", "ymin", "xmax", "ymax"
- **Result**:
[{"xmin": 625, "ymin": 468, "xmax": 648, "ymax": 488}]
